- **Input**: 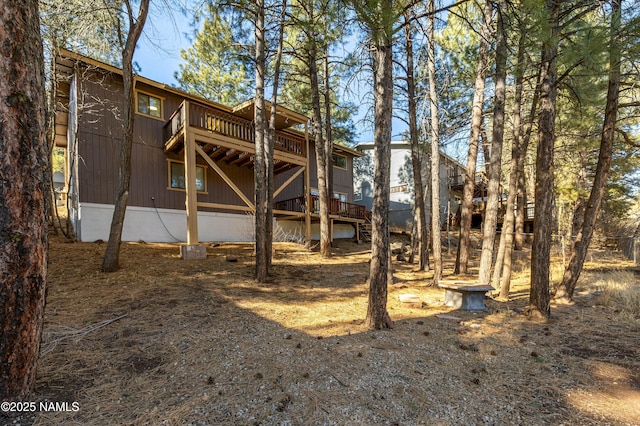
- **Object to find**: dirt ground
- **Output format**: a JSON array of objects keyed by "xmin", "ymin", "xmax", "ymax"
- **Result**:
[{"xmin": 4, "ymin": 232, "xmax": 640, "ymax": 425}]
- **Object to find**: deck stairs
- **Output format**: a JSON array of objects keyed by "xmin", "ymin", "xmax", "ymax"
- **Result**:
[{"xmin": 358, "ymin": 216, "xmax": 372, "ymax": 242}]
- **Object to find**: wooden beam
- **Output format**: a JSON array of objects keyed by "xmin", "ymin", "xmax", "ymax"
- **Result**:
[
  {"xmin": 197, "ymin": 202, "xmax": 254, "ymax": 212},
  {"xmin": 230, "ymin": 152, "xmax": 250, "ymax": 165},
  {"xmin": 221, "ymin": 148, "xmax": 239, "ymax": 163},
  {"xmin": 274, "ymin": 166, "xmax": 305, "ymax": 198},
  {"xmin": 273, "ymin": 210, "xmax": 306, "ymax": 217},
  {"xmin": 194, "ymin": 143, "xmax": 255, "ymax": 210}
]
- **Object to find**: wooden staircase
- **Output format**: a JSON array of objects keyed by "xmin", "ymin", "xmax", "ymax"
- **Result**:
[{"xmin": 358, "ymin": 216, "xmax": 372, "ymax": 242}]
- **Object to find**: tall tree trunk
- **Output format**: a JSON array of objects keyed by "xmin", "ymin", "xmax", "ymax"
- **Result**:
[
  {"xmin": 530, "ymin": 0, "xmax": 559, "ymax": 320},
  {"xmin": 367, "ymin": 9, "xmax": 393, "ymax": 329},
  {"xmin": 404, "ymin": 10, "xmax": 428, "ymax": 271},
  {"xmin": 455, "ymin": 0, "xmax": 493, "ymax": 274},
  {"xmin": 323, "ymin": 50, "xmax": 334, "ymax": 202},
  {"xmin": 495, "ymin": 28, "xmax": 527, "ymax": 298},
  {"xmin": 102, "ymin": 0, "xmax": 150, "ymax": 272},
  {"xmin": 478, "ymin": 1, "xmax": 507, "ymax": 285},
  {"xmin": 0, "ymin": 0, "xmax": 48, "ymax": 400},
  {"xmin": 267, "ymin": 0, "xmax": 288, "ymax": 268},
  {"xmin": 571, "ymin": 150, "xmax": 588, "ymax": 239},
  {"xmin": 427, "ymin": 0, "xmax": 442, "ymax": 284},
  {"xmin": 308, "ymin": 24, "xmax": 331, "ymax": 257},
  {"xmin": 556, "ymin": 0, "xmax": 621, "ymax": 303},
  {"xmin": 254, "ymin": 0, "xmax": 269, "ymax": 282},
  {"xmin": 514, "ymin": 58, "xmax": 542, "ymax": 251}
]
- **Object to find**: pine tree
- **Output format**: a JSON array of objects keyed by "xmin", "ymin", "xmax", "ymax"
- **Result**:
[{"xmin": 0, "ymin": 0, "xmax": 49, "ymax": 399}]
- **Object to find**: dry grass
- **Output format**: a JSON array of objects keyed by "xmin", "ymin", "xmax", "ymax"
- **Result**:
[
  {"xmin": 590, "ymin": 270, "xmax": 640, "ymax": 327},
  {"xmin": 3, "ymin": 233, "xmax": 639, "ymax": 425}
]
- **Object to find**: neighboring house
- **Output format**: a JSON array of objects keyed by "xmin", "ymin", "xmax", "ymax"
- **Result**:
[
  {"xmin": 354, "ymin": 141, "xmax": 466, "ymax": 233},
  {"xmin": 54, "ymin": 49, "xmax": 366, "ymax": 253}
]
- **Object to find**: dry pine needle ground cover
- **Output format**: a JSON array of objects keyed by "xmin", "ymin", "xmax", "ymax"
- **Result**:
[{"xmin": 5, "ymin": 233, "xmax": 640, "ymax": 425}]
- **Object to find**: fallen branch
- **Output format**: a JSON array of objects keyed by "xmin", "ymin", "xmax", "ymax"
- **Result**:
[{"xmin": 40, "ymin": 313, "xmax": 128, "ymax": 356}]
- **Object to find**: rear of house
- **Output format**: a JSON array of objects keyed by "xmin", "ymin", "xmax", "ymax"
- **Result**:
[{"xmin": 54, "ymin": 49, "xmax": 365, "ymax": 245}]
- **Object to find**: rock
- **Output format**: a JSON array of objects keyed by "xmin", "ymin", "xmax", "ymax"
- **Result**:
[{"xmin": 398, "ymin": 293, "xmax": 422, "ymax": 308}]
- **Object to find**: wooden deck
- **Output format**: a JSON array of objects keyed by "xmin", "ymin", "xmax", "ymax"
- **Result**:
[
  {"xmin": 275, "ymin": 195, "xmax": 366, "ymax": 221},
  {"xmin": 164, "ymin": 100, "xmax": 307, "ymax": 174}
]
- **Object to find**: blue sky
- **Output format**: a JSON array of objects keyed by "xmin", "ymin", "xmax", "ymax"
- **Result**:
[
  {"xmin": 132, "ymin": 2, "xmax": 409, "ymax": 145},
  {"xmin": 134, "ymin": 4, "xmax": 193, "ymax": 87}
]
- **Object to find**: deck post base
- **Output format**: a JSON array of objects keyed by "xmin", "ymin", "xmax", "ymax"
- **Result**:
[{"xmin": 181, "ymin": 244, "xmax": 207, "ymax": 260}]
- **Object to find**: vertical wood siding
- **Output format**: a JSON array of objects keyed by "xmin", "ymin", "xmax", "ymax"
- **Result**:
[{"xmin": 74, "ymin": 69, "xmax": 358, "ymax": 212}]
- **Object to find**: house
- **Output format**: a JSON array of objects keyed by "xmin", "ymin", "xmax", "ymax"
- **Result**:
[
  {"xmin": 354, "ymin": 141, "xmax": 466, "ymax": 233},
  {"xmin": 54, "ymin": 49, "xmax": 366, "ymax": 257}
]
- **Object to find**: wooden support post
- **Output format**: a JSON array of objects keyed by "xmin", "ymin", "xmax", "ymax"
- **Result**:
[
  {"xmin": 330, "ymin": 218, "xmax": 334, "ymax": 243},
  {"xmin": 182, "ymin": 103, "xmax": 206, "ymax": 260}
]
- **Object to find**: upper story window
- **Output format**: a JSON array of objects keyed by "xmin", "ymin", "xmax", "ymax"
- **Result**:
[
  {"xmin": 332, "ymin": 153, "xmax": 347, "ymax": 169},
  {"xmin": 137, "ymin": 91, "xmax": 162, "ymax": 119}
]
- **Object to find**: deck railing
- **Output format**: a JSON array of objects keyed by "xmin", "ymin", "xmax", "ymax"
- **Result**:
[
  {"xmin": 164, "ymin": 100, "xmax": 306, "ymax": 158},
  {"xmin": 275, "ymin": 195, "xmax": 366, "ymax": 220}
]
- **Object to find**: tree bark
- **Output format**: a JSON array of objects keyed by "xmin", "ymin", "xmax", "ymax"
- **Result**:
[
  {"xmin": 495, "ymin": 28, "xmax": 527, "ymax": 298},
  {"xmin": 324, "ymin": 51, "xmax": 334, "ymax": 203},
  {"xmin": 427, "ymin": 0, "xmax": 442, "ymax": 284},
  {"xmin": 404, "ymin": 10, "xmax": 428, "ymax": 271},
  {"xmin": 0, "ymin": 0, "xmax": 48, "ymax": 399},
  {"xmin": 530, "ymin": 0, "xmax": 559, "ymax": 320},
  {"xmin": 455, "ymin": 0, "xmax": 493, "ymax": 274},
  {"xmin": 366, "ymin": 6, "xmax": 393, "ymax": 329},
  {"xmin": 267, "ymin": 0, "xmax": 287, "ymax": 268},
  {"xmin": 102, "ymin": 0, "xmax": 150, "ymax": 272},
  {"xmin": 478, "ymin": 1, "xmax": 507, "ymax": 285},
  {"xmin": 308, "ymin": 25, "xmax": 331, "ymax": 258},
  {"xmin": 254, "ymin": 0, "xmax": 269, "ymax": 282},
  {"xmin": 514, "ymin": 56, "xmax": 542, "ymax": 251},
  {"xmin": 556, "ymin": 0, "xmax": 621, "ymax": 303}
]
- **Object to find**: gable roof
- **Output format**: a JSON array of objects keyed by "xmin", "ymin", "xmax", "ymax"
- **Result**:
[{"xmin": 54, "ymin": 48, "xmax": 311, "ymax": 146}]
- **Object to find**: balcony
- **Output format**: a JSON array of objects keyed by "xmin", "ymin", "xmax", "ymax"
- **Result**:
[
  {"xmin": 275, "ymin": 195, "xmax": 367, "ymax": 220},
  {"xmin": 164, "ymin": 100, "xmax": 307, "ymax": 171}
]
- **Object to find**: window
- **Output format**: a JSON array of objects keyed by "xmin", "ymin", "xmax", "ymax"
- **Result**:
[
  {"xmin": 334, "ymin": 192, "xmax": 347, "ymax": 202},
  {"xmin": 137, "ymin": 92, "xmax": 162, "ymax": 118},
  {"xmin": 168, "ymin": 161, "xmax": 206, "ymax": 192},
  {"xmin": 332, "ymin": 153, "xmax": 347, "ymax": 169}
]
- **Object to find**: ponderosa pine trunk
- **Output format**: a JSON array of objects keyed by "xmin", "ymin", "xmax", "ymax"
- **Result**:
[
  {"xmin": 266, "ymin": 0, "xmax": 287, "ymax": 269},
  {"xmin": 102, "ymin": 0, "xmax": 150, "ymax": 272},
  {"xmin": 254, "ymin": 0, "xmax": 269, "ymax": 282},
  {"xmin": 556, "ymin": 0, "xmax": 621, "ymax": 303},
  {"xmin": 308, "ymin": 29, "xmax": 331, "ymax": 258},
  {"xmin": 495, "ymin": 28, "xmax": 527, "ymax": 298},
  {"xmin": 478, "ymin": 1, "xmax": 507, "ymax": 285},
  {"xmin": 427, "ymin": 0, "xmax": 442, "ymax": 284},
  {"xmin": 366, "ymin": 11, "xmax": 393, "ymax": 329},
  {"xmin": 404, "ymin": 10, "xmax": 428, "ymax": 271},
  {"xmin": 0, "ymin": 0, "xmax": 48, "ymax": 399},
  {"xmin": 530, "ymin": 0, "xmax": 559, "ymax": 320},
  {"xmin": 455, "ymin": 0, "xmax": 493, "ymax": 274},
  {"xmin": 514, "ymin": 52, "xmax": 542, "ymax": 252},
  {"xmin": 324, "ymin": 51, "xmax": 334, "ymax": 203}
]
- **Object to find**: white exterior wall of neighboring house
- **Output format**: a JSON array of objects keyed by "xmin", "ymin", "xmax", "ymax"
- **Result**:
[{"xmin": 355, "ymin": 141, "xmax": 465, "ymax": 232}]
